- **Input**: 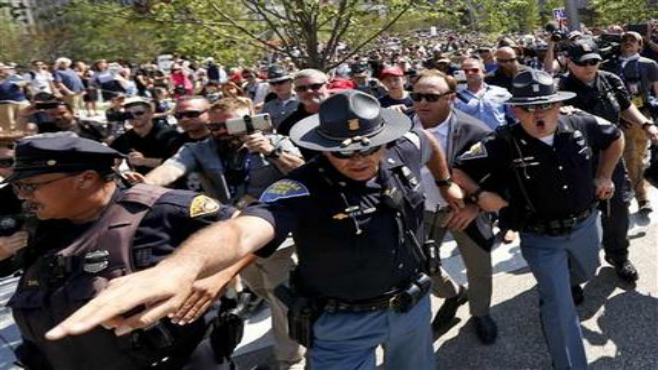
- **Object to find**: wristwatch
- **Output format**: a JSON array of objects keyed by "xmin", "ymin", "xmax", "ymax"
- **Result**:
[
  {"xmin": 265, "ymin": 147, "xmax": 283, "ymax": 160},
  {"xmin": 468, "ymin": 188, "xmax": 484, "ymax": 205},
  {"xmin": 434, "ymin": 177, "xmax": 453, "ymax": 188}
]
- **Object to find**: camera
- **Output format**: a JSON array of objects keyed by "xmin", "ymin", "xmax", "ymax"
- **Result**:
[
  {"xmin": 545, "ymin": 23, "xmax": 568, "ymax": 43},
  {"xmin": 225, "ymin": 114, "xmax": 272, "ymax": 136}
]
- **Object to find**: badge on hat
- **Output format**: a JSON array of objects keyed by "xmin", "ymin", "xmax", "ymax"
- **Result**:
[
  {"xmin": 83, "ymin": 250, "xmax": 110, "ymax": 274},
  {"xmin": 348, "ymin": 119, "xmax": 360, "ymax": 131},
  {"xmin": 259, "ymin": 179, "xmax": 310, "ymax": 203},
  {"xmin": 189, "ymin": 195, "xmax": 220, "ymax": 218}
]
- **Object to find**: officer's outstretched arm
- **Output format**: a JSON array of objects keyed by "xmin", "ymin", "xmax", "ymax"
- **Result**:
[
  {"xmin": 453, "ymin": 168, "xmax": 508, "ymax": 213},
  {"xmin": 45, "ymin": 215, "xmax": 275, "ymax": 341},
  {"xmin": 143, "ymin": 164, "xmax": 186, "ymax": 186}
]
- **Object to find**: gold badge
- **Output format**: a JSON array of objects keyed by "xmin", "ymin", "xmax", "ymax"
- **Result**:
[
  {"xmin": 189, "ymin": 195, "xmax": 220, "ymax": 218},
  {"xmin": 332, "ymin": 213, "xmax": 348, "ymax": 220},
  {"xmin": 348, "ymin": 119, "xmax": 360, "ymax": 131},
  {"xmin": 26, "ymin": 280, "xmax": 39, "ymax": 287},
  {"xmin": 46, "ymin": 160, "xmax": 57, "ymax": 166}
]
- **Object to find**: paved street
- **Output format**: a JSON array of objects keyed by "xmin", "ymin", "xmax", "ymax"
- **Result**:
[{"xmin": 0, "ymin": 192, "xmax": 656, "ymax": 369}]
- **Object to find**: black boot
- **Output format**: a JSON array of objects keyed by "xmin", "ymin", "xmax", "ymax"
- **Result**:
[
  {"xmin": 605, "ymin": 256, "xmax": 639, "ymax": 282},
  {"xmin": 473, "ymin": 314, "xmax": 498, "ymax": 344},
  {"xmin": 432, "ymin": 286, "xmax": 468, "ymax": 332}
]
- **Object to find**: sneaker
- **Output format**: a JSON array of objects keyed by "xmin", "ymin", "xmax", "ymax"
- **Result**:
[
  {"xmin": 638, "ymin": 200, "xmax": 653, "ymax": 214},
  {"xmin": 605, "ymin": 256, "xmax": 639, "ymax": 282},
  {"xmin": 473, "ymin": 314, "xmax": 498, "ymax": 344},
  {"xmin": 571, "ymin": 285, "xmax": 584, "ymax": 306},
  {"xmin": 432, "ymin": 286, "xmax": 468, "ymax": 332}
]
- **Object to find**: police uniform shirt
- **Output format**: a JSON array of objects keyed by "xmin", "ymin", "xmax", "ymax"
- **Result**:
[
  {"xmin": 25, "ymin": 188, "xmax": 234, "ymax": 270},
  {"xmin": 454, "ymin": 114, "xmax": 621, "ymax": 220},
  {"xmin": 262, "ymin": 96, "xmax": 299, "ymax": 129},
  {"xmin": 558, "ymin": 70, "xmax": 632, "ymax": 124},
  {"xmin": 241, "ymin": 130, "xmax": 431, "ymax": 301}
]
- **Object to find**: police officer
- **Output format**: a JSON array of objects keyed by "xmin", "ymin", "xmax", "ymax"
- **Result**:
[
  {"xmin": 261, "ymin": 65, "xmax": 299, "ymax": 129},
  {"xmin": 47, "ymin": 90, "xmax": 464, "ymax": 370},
  {"xmin": 3, "ymin": 132, "xmax": 238, "ymax": 370},
  {"xmin": 558, "ymin": 37, "xmax": 658, "ymax": 283},
  {"xmin": 453, "ymin": 70, "xmax": 623, "ymax": 370}
]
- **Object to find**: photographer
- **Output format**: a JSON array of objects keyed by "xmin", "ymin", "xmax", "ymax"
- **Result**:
[{"xmin": 610, "ymin": 31, "xmax": 658, "ymax": 214}]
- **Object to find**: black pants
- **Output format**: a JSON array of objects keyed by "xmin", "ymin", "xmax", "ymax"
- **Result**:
[{"xmin": 599, "ymin": 162, "xmax": 632, "ymax": 263}]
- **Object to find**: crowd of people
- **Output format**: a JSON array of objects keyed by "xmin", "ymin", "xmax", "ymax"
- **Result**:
[{"xmin": 0, "ymin": 21, "xmax": 657, "ymax": 370}]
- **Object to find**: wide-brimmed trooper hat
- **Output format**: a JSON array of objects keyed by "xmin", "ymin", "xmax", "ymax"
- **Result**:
[
  {"xmin": 290, "ymin": 90, "xmax": 411, "ymax": 152},
  {"xmin": 267, "ymin": 65, "xmax": 292, "ymax": 83},
  {"xmin": 505, "ymin": 69, "xmax": 576, "ymax": 106}
]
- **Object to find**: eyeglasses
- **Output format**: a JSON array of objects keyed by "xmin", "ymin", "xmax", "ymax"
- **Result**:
[
  {"xmin": 462, "ymin": 68, "xmax": 481, "ymax": 74},
  {"xmin": 294, "ymin": 83, "xmax": 325, "ymax": 93},
  {"xmin": 329, "ymin": 146, "xmax": 382, "ymax": 159},
  {"xmin": 270, "ymin": 80, "xmax": 290, "ymax": 86},
  {"xmin": 572, "ymin": 59, "xmax": 600, "ymax": 67},
  {"xmin": 517, "ymin": 103, "xmax": 556, "ymax": 112},
  {"xmin": 496, "ymin": 58, "xmax": 517, "ymax": 64},
  {"xmin": 11, "ymin": 174, "xmax": 77, "ymax": 195},
  {"xmin": 0, "ymin": 158, "xmax": 13, "ymax": 168},
  {"xmin": 174, "ymin": 110, "xmax": 207, "ymax": 120},
  {"xmin": 410, "ymin": 91, "xmax": 452, "ymax": 103}
]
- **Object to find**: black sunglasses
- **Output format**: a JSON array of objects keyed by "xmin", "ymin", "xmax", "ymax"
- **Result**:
[
  {"xmin": 497, "ymin": 58, "xmax": 518, "ymax": 64},
  {"xmin": 294, "ymin": 83, "xmax": 325, "ymax": 93},
  {"xmin": 572, "ymin": 59, "xmax": 600, "ymax": 67},
  {"xmin": 410, "ymin": 91, "xmax": 452, "ymax": 103},
  {"xmin": 0, "ymin": 158, "xmax": 14, "ymax": 168},
  {"xmin": 270, "ymin": 79, "xmax": 290, "ymax": 86},
  {"xmin": 174, "ymin": 110, "xmax": 207, "ymax": 120},
  {"xmin": 517, "ymin": 103, "xmax": 556, "ymax": 112},
  {"xmin": 329, "ymin": 146, "xmax": 382, "ymax": 159},
  {"xmin": 128, "ymin": 111, "xmax": 147, "ymax": 117}
]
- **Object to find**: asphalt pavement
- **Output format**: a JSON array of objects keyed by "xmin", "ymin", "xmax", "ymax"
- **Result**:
[{"xmin": 0, "ymin": 191, "xmax": 656, "ymax": 370}]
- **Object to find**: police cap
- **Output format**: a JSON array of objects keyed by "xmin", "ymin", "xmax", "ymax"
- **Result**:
[{"xmin": 3, "ymin": 132, "xmax": 124, "ymax": 183}]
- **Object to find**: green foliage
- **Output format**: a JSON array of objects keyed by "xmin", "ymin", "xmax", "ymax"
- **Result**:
[{"xmin": 588, "ymin": 0, "xmax": 658, "ymax": 26}]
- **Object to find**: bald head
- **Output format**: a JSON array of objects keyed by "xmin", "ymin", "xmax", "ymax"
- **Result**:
[{"xmin": 495, "ymin": 47, "xmax": 519, "ymax": 74}]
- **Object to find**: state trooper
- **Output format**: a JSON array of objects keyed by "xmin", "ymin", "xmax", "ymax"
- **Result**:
[
  {"xmin": 46, "ymin": 90, "xmax": 464, "ymax": 370},
  {"xmin": 3, "ymin": 132, "xmax": 239, "ymax": 370},
  {"xmin": 453, "ymin": 70, "xmax": 623, "ymax": 370}
]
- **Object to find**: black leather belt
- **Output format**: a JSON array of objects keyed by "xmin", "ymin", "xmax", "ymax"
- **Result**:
[{"xmin": 523, "ymin": 207, "xmax": 595, "ymax": 236}]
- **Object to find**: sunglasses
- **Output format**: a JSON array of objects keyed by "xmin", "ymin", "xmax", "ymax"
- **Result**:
[
  {"xmin": 0, "ymin": 158, "xmax": 13, "ymax": 168},
  {"xmin": 174, "ymin": 110, "xmax": 207, "ymax": 120},
  {"xmin": 410, "ymin": 91, "xmax": 452, "ymax": 103},
  {"xmin": 329, "ymin": 146, "xmax": 382, "ymax": 159},
  {"xmin": 270, "ymin": 80, "xmax": 290, "ymax": 86},
  {"xmin": 11, "ymin": 174, "xmax": 77, "ymax": 195},
  {"xmin": 294, "ymin": 83, "xmax": 325, "ymax": 93},
  {"xmin": 517, "ymin": 103, "xmax": 556, "ymax": 112},
  {"xmin": 572, "ymin": 59, "xmax": 600, "ymax": 67},
  {"xmin": 462, "ymin": 68, "xmax": 481, "ymax": 74},
  {"xmin": 497, "ymin": 58, "xmax": 517, "ymax": 64},
  {"xmin": 128, "ymin": 111, "xmax": 147, "ymax": 117}
]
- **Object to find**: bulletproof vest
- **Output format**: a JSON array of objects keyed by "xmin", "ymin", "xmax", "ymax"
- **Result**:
[
  {"xmin": 7, "ymin": 184, "xmax": 187, "ymax": 370},
  {"xmin": 294, "ymin": 152, "xmax": 425, "ymax": 301}
]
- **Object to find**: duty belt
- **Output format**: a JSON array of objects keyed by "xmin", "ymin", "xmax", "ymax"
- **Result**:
[{"xmin": 523, "ymin": 207, "xmax": 595, "ymax": 236}]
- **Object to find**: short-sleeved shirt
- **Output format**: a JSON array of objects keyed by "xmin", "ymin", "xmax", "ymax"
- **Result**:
[
  {"xmin": 241, "ymin": 131, "xmax": 431, "ymax": 301},
  {"xmin": 53, "ymin": 69, "xmax": 84, "ymax": 94},
  {"xmin": 378, "ymin": 94, "xmax": 414, "ymax": 110},
  {"xmin": 262, "ymin": 96, "xmax": 299, "ymax": 129},
  {"xmin": 558, "ymin": 70, "xmax": 632, "ymax": 124},
  {"xmin": 454, "ymin": 114, "xmax": 621, "ymax": 220},
  {"xmin": 110, "ymin": 124, "xmax": 182, "ymax": 174},
  {"xmin": 454, "ymin": 84, "xmax": 513, "ymax": 129}
]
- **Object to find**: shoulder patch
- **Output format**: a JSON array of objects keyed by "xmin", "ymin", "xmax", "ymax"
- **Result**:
[
  {"xmin": 460, "ymin": 142, "xmax": 488, "ymax": 160},
  {"xmin": 259, "ymin": 179, "xmax": 310, "ymax": 203},
  {"xmin": 189, "ymin": 195, "xmax": 221, "ymax": 218}
]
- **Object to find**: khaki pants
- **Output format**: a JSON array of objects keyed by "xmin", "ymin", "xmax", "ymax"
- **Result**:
[
  {"xmin": 425, "ymin": 210, "xmax": 493, "ymax": 317},
  {"xmin": 622, "ymin": 122, "xmax": 649, "ymax": 203},
  {"xmin": 0, "ymin": 101, "xmax": 30, "ymax": 132},
  {"xmin": 241, "ymin": 246, "xmax": 305, "ymax": 370},
  {"xmin": 62, "ymin": 93, "xmax": 83, "ymax": 115}
]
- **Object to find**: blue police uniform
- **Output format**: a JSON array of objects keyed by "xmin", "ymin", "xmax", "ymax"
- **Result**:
[
  {"xmin": 455, "ymin": 113, "xmax": 621, "ymax": 370},
  {"xmin": 558, "ymin": 69, "xmax": 634, "ymax": 266},
  {"xmin": 242, "ymin": 132, "xmax": 434, "ymax": 370},
  {"xmin": 3, "ymin": 133, "xmax": 237, "ymax": 370}
]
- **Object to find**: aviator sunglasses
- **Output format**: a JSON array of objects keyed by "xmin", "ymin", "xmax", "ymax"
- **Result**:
[
  {"xmin": 410, "ymin": 91, "xmax": 452, "ymax": 103},
  {"xmin": 174, "ymin": 110, "xmax": 207, "ymax": 120},
  {"xmin": 329, "ymin": 146, "xmax": 382, "ymax": 159},
  {"xmin": 517, "ymin": 103, "xmax": 556, "ymax": 112}
]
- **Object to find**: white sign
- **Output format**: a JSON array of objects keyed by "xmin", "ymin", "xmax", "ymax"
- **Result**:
[
  {"xmin": 430, "ymin": 26, "xmax": 437, "ymax": 36},
  {"xmin": 552, "ymin": 7, "xmax": 566, "ymax": 21},
  {"xmin": 157, "ymin": 54, "xmax": 174, "ymax": 73}
]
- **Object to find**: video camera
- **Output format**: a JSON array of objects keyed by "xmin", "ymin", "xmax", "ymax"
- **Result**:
[
  {"xmin": 596, "ymin": 34, "xmax": 622, "ymax": 65},
  {"xmin": 210, "ymin": 113, "xmax": 272, "ymax": 136},
  {"xmin": 545, "ymin": 23, "xmax": 568, "ymax": 43}
]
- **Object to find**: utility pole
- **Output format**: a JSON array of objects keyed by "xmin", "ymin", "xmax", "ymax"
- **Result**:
[{"xmin": 564, "ymin": 0, "xmax": 580, "ymax": 31}]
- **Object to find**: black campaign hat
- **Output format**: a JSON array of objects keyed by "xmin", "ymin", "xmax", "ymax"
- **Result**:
[
  {"xmin": 566, "ymin": 38, "xmax": 602, "ymax": 63},
  {"xmin": 3, "ymin": 132, "xmax": 125, "ymax": 183},
  {"xmin": 267, "ymin": 64, "xmax": 292, "ymax": 83},
  {"xmin": 505, "ymin": 69, "xmax": 576, "ymax": 106},
  {"xmin": 289, "ymin": 90, "xmax": 411, "ymax": 152}
]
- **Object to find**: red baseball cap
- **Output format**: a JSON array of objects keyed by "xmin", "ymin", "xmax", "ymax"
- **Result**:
[{"xmin": 379, "ymin": 66, "xmax": 404, "ymax": 79}]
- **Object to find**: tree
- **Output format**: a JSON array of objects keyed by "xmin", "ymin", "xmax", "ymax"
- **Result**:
[{"xmin": 588, "ymin": 0, "xmax": 658, "ymax": 26}]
